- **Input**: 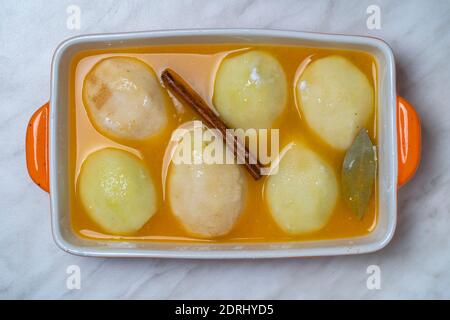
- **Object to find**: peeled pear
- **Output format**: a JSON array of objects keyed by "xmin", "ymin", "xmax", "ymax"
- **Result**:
[
  {"xmin": 168, "ymin": 129, "xmax": 246, "ymax": 238},
  {"xmin": 297, "ymin": 55, "xmax": 374, "ymax": 150},
  {"xmin": 265, "ymin": 143, "xmax": 338, "ymax": 234},
  {"xmin": 83, "ymin": 57, "xmax": 167, "ymax": 141},
  {"xmin": 78, "ymin": 148, "xmax": 158, "ymax": 235},
  {"xmin": 214, "ymin": 50, "xmax": 287, "ymax": 129}
]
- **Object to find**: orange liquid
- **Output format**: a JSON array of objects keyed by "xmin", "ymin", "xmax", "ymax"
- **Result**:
[{"xmin": 69, "ymin": 44, "xmax": 378, "ymax": 243}]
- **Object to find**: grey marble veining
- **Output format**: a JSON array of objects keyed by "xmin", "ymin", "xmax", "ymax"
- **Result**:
[{"xmin": 0, "ymin": 0, "xmax": 449, "ymax": 299}]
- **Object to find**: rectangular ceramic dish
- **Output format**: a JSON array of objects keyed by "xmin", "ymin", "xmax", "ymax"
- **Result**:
[{"xmin": 26, "ymin": 29, "xmax": 421, "ymax": 258}]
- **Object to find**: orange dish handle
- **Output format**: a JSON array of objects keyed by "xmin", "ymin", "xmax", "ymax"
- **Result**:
[
  {"xmin": 26, "ymin": 102, "xmax": 49, "ymax": 192},
  {"xmin": 25, "ymin": 99, "xmax": 419, "ymax": 191},
  {"xmin": 397, "ymin": 96, "xmax": 421, "ymax": 187}
]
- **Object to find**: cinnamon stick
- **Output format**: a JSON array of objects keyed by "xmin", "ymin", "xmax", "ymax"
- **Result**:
[{"xmin": 161, "ymin": 68, "xmax": 262, "ymax": 180}]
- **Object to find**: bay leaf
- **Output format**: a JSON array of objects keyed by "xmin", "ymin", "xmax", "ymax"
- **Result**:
[{"xmin": 342, "ymin": 128, "xmax": 377, "ymax": 219}]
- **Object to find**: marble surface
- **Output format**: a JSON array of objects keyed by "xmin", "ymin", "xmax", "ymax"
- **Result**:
[{"xmin": 1, "ymin": 0, "xmax": 449, "ymax": 299}]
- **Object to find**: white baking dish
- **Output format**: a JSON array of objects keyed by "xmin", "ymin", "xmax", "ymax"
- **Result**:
[{"xmin": 25, "ymin": 29, "xmax": 421, "ymax": 258}]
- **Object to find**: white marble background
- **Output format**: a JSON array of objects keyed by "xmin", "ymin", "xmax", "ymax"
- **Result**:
[{"xmin": 1, "ymin": 0, "xmax": 449, "ymax": 299}]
